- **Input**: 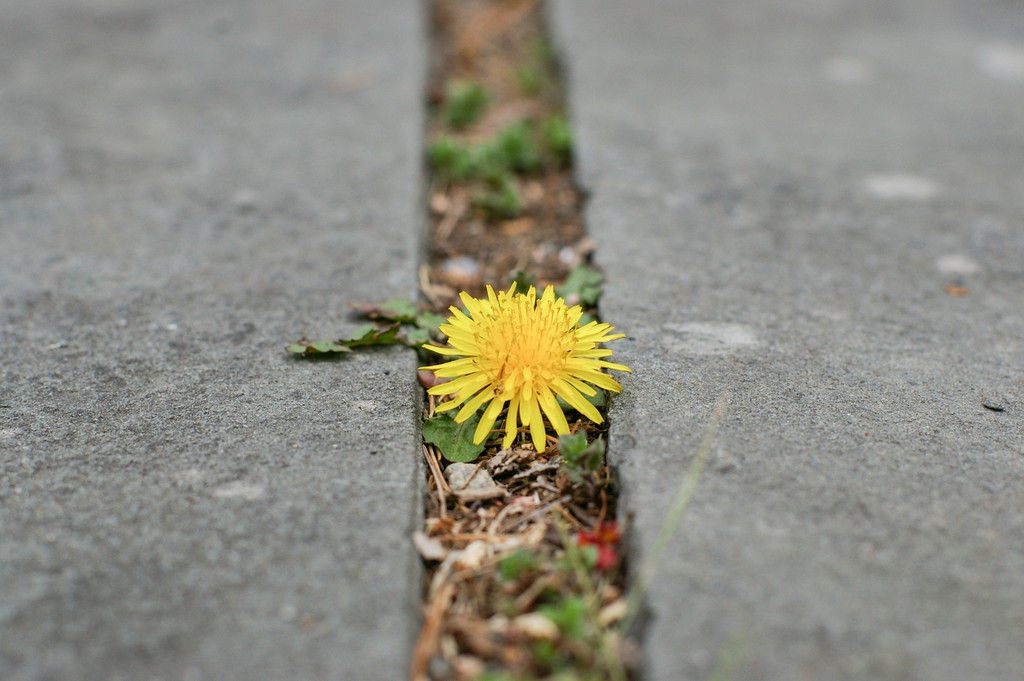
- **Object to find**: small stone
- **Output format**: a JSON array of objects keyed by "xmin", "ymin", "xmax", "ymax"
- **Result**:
[
  {"xmin": 439, "ymin": 256, "xmax": 480, "ymax": 279},
  {"xmin": 211, "ymin": 480, "xmax": 265, "ymax": 500},
  {"xmin": 412, "ymin": 531, "xmax": 448, "ymax": 562},
  {"xmin": 430, "ymin": 193, "xmax": 450, "ymax": 214},
  {"xmin": 598, "ymin": 599, "xmax": 628, "ymax": 627},
  {"xmin": 454, "ymin": 540, "xmax": 490, "ymax": 570},
  {"xmin": 450, "ymin": 655, "xmax": 485, "ymax": 678},
  {"xmin": 445, "ymin": 462, "xmax": 495, "ymax": 491},
  {"xmin": 231, "ymin": 188, "xmax": 259, "ymax": 213},
  {"xmin": 863, "ymin": 174, "xmax": 940, "ymax": 201},
  {"xmin": 982, "ymin": 400, "xmax": 1006, "ymax": 412},
  {"xmin": 512, "ymin": 612, "xmax": 559, "ymax": 639}
]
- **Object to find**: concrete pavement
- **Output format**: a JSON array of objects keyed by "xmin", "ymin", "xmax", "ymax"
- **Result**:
[
  {"xmin": 1, "ymin": 2, "xmax": 424, "ymax": 680},
  {"xmin": 551, "ymin": 0, "xmax": 1024, "ymax": 679},
  {"xmin": 5, "ymin": 1, "xmax": 1024, "ymax": 679}
]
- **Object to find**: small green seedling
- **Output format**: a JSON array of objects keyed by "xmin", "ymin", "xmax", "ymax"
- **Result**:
[
  {"xmin": 498, "ymin": 548, "xmax": 543, "ymax": 581},
  {"xmin": 473, "ymin": 175, "xmax": 522, "ymax": 219},
  {"xmin": 558, "ymin": 433, "xmax": 605, "ymax": 484},
  {"xmin": 493, "ymin": 122, "xmax": 543, "ymax": 174},
  {"xmin": 516, "ymin": 64, "xmax": 546, "ymax": 95},
  {"xmin": 441, "ymin": 80, "xmax": 489, "ymax": 129},
  {"xmin": 555, "ymin": 264, "xmax": 604, "ymax": 308},
  {"xmin": 543, "ymin": 116, "xmax": 573, "ymax": 166},
  {"xmin": 540, "ymin": 595, "xmax": 590, "ymax": 640},
  {"xmin": 429, "ymin": 136, "xmax": 478, "ymax": 183}
]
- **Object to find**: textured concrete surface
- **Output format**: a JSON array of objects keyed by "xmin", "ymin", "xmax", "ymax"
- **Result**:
[
  {"xmin": 0, "ymin": 2, "xmax": 424, "ymax": 680},
  {"xmin": 551, "ymin": 1, "xmax": 1024, "ymax": 680}
]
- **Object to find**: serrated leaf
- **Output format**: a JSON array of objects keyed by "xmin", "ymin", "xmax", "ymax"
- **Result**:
[
  {"xmin": 423, "ymin": 412, "xmax": 486, "ymax": 463},
  {"xmin": 558, "ymin": 431, "xmax": 588, "ymax": 457},
  {"xmin": 558, "ymin": 433, "xmax": 605, "ymax": 483},
  {"xmin": 346, "ymin": 323, "xmax": 403, "ymax": 347},
  {"xmin": 555, "ymin": 264, "xmax": 604, "ymax": 308},
  {"xmin": 286, "ymin": 339, "xmax": 353, "ymax": 355},
  {"xmin": 346, "ymin": 324, "xmax": 375, "ymax": 341},
  {"xmin": 351, "ymin": 298, "xmax": 419, "ymax": 323},
  {"xmin": 379, "ymin": 298, "xmax": 419, "ymax": 321},
  {"xmin": 415, "ymin": 311, "xmax": 445, "ymax": 332},
  {"xmin": 402, "ymin": 327, "xmax": 431, "ymax": 347}
]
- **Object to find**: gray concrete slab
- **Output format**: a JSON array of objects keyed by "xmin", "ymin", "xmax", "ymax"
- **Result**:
[
  {"xmin": 551, "ymin": 1, "xmax": 1024, "ymax": 679},
  {"xmin": 1, "ymin": 2, "xmax": 425, "ymax": 680}
]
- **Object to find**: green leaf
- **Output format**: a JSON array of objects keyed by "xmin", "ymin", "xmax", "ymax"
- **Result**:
[
  {"xmin": 540, "ymin": 596, "xmax": 589, "ymax": 639},
  {"xmin": 555, "ymin": 264, "xmax": 604, "ymax": 308},
  {"xmin": 415, "ymin": 311, "xmax": 445, "ymax": 333},
  {"xmin": 379, "ymin": 298, "xmax": 418, "ymax": 321},
  {"xmin": 497, "ymin": 548, "xmax": 542, "ymax": 581},
  {"xmin": 350, "ymin": 299, "xmax": 418, "ymax": 323},
  {"xmin": 346, "ymin": 323, "xmax": 403, "ymax": 347},
  {"xmin": 558, "ymin": 431, "xmax": 588, "ymax": 457},
  {"xmin": 423, "ymin": 412, "xmax": 486, "ymax": 463},
  {"xmin": 440, "ymin": 80, "xmax": 490, "ymax": 129},
  {"xmin": 473, "ymin": 175, "xmax": 522, "ymax": 220},
  {"xmin": 401, "ymin": 327, "xmax": 431, "ymax": 347},
  {"xmin": 558, "ymin": 433, "xmax": 606, "ymax": 483},
  {"xmin": 286, "ymin": 339, "xmax": 353, "ymax": 355}
]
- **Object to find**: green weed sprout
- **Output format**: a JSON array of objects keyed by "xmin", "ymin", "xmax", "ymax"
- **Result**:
[
  {"xmin": 441, "ymin": 80, "xmax": 489, "ymax": 129},
  {"xmin": 543, "ymin": 116, "xmax": 573, "ymax": 166},
  {"xmin": 473, "ymin": 175, "xmax": 522, "ymax": 219}
]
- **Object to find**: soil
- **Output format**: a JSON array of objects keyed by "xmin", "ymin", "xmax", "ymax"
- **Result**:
[
  {"xmin": 423, "ymin": 0, "xmax": 591, "ymax": 308},
  {"xmin": 412, "ymin": 2, "xmax": 635, "ymax": 680}
]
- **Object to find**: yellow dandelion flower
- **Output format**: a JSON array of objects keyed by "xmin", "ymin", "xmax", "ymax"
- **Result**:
[{"xmin": 421, "ymin": 283, "xmax": 631, "ymax": 453}]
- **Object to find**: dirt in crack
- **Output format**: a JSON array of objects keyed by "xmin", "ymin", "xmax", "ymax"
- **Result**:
[{"xmin": 411, "ymin": 1, "xmax": 637, "ymax": 680}]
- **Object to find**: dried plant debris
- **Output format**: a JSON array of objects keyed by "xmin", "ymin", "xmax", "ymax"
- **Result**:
[
  {"xmin": 425, "ymin": 0, "xmax": 590, "ymax": 311},
  {"xmin": 413, "ymin": 1, "xmax": 637, "ymax": 679}
]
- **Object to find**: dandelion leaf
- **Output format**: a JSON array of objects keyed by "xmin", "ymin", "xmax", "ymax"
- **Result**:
[
  {"xmin": 350, "ymin": 299, "xmax": 419, "ymax": 323},
  {"xmin": 555, "ymin": 264, "xmax": 604, "ymax": 307},
  {"xmin": 345, "ymin": 323, "xmax": 403, "ymax": 347},
  {"xmin": 286, "ymin": 339, "xmax": 353, "ymax": 355},
  {"xmin": 423, "ymin": 412, "xmax": 486, "ymax": 463}
]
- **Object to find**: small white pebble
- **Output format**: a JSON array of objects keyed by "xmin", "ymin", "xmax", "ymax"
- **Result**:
[
  {"xmin": 174, "ymin": 468, "xmax": 205, "ymax": 486},
  {"xmin": 513, "ymin": 612, "xmax": 559, "ymax": 639},
  {"xmin": 935, "ymin": 254, "xmax": 982, "ymax": 276},
  {"xmin": 977, "ymin": 43, "xmax": 1024, "ymax": 81},
  {"xmin": 453, "ymin": 540, "xmax": 490, "ymax": 571},
  {"xmin": 231, "ymin": 188, "xmax": 259, "ymax": 212},
  {"xmin": 439, "ymin": 256, "xmax": 479, "ymax": 278},
  {"xmin": 823, "ymin": 57, "xmax": 874, "ymax": 83},
  {"xmin": 212, "ymin": 481, "xmax": 265, "ymax": 501},
  {"xmin": 863, "ymin": 174, "xmax": 940, "ymax": 201}
]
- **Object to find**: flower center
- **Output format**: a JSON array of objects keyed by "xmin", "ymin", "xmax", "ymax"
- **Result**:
[{"xmin": 475, "ymin": 292, "xmax": 575, "ymax": 395}]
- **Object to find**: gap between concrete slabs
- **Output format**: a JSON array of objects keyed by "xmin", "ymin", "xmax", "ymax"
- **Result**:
[
  {"xmin": 0, "ymin": 1, "xmax": 426, "ymax": 680},
  {"xmin": 550, "ymin": 1, "xmax": 1024, "ymax": 680}
]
